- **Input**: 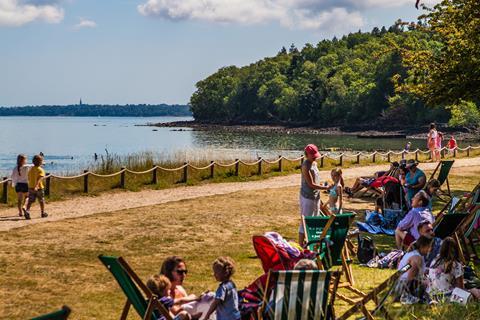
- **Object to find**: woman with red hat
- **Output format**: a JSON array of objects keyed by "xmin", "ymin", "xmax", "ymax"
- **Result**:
[{"xmin": 299, "ymin": 144, "xmax": 328, "ymax": 245}]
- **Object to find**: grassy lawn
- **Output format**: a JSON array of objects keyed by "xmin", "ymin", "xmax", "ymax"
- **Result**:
[{"xmin": 0, "ymin": 167, "xmax": 479, "ymax": 319}]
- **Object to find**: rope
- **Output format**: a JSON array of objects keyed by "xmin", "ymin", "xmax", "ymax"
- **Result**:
[
  {"xmin": 262, "ymin": 158, "xmax": 282, "ymax": 164},
  {"xmin": 124, "ymin": 167, "xmax": 157, "ymax": 175},
  {"xmin": 188, "ymin": 163, "xmax": 215, "ymax": 170},
  {"xmin": 214, "ymin": 160, "xmax": 240, "ymax": 168},
  {"xmin": 89, "ymin": 170, "xmax": 125, "ymax": 178},
  {"xmin": 50, "ymin": 172, "xmax": 89, "ymax": 179},
  {"xmin": 0, "ymin": 178, "xmax": 11, "ymax": 184},
  {"xmin": 239, "ymin": 159, "xmax": 263, "ymax": 166},
  {"xmin": 282, "ymin": 156, "xmax": 304, "ymax": 162},
  {"xmin": 157, "ymin": 164, "xmax": 188, "ymax": 172}
]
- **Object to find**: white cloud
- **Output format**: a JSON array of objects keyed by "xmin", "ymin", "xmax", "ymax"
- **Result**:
[
  {"xmin": 137, "ymin": 0, "xmax": 442, "ymax": 31},
  {"xmin": 74, "ymin": 17, "xmax": 96, "ymax": 29},
  {"xmin": 0, "ymin": 0, "xmax": 64, "ymax": 27}
]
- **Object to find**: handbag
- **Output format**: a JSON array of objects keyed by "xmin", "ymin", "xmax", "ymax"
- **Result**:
[{"xmin": 357, "ymin": 234, "xmax": 376, "ymax": 264}]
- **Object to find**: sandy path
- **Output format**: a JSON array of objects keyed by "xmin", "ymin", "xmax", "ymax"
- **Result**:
[{"xmin": 1, "ymin": 157, "xmax": 479, "ymax": 232}]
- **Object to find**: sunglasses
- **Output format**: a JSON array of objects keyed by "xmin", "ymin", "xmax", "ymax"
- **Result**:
[{"xmin": 176, "ymin": 269, "xmax": 188, "ymax": 275}]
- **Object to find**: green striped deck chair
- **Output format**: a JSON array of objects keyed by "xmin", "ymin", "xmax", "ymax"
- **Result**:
[
  {"xmin": 459, "ymin": 207, "xmax": 480, "ymax": 263},
  {"xmin": 31, "ymin": 306, "xmax": 71, "ymax": 320},
  {"xmin": 260, "ymin": 270, "xmax": 340, "ymax": 320},
  {"xmin": 303, "ymin": 213, "xmax": 366, "ymax": 304},
  {"xmin": 98, "ymin": 255, "xmax": 172, "ymax": 320},
  {"xmin": 428, "ymin": 160, "xmax": 454, "ymax": 199}
]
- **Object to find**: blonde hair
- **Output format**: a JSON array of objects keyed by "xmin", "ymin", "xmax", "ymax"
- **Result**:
[
  {"xmin": 146, "ymin": 274, "xmax": 171, "ymax": 297},
  {"xmin": 331, "ymin": 167, "xmax": 344, "ymax": 187},
  {"xmin": 213, "ymin": 256, "xmax": 236, "ymax": 279}
]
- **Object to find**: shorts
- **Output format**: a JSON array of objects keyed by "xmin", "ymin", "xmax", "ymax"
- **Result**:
[
  {"xmin": 403, "ymin": 233, "xmax": 415, "ymax": 248},
  {"xmin": 299, "ymin": 195, "xmax": 320, "ymax": 234},
  {"xmin": 361, "ymin": 178, "xmax": 375, "ymax": 187},
  {"xmin": 28, "ymin": 188, "xmax": 45, "ymax": 203},
  {"xmin": 15, "ymin": 183, "xmax": 29, "ymax": 193}
]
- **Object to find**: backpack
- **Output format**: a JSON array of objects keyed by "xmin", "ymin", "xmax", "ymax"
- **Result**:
[{"xmin": 357, "ymin": 234, "xmax": 376, "ymax": 264}]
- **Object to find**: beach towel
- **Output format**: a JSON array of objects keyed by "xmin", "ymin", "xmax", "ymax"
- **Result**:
[{"xmin": 356, "ymin": 210, "xmax": 399, "ymax": 236}]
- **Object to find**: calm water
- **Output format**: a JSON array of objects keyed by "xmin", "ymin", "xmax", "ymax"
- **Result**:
[{"xmin": 0, "ymin": 116, "xmax": 469, "ymax": 175}]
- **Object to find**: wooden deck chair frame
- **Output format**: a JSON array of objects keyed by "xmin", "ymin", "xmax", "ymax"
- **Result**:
[
  {"xmin": 356, "ymin": 167, "xmax": 399, "ymax": 199},
  {"xmin": 258, "ymin": 270, "xmax": 341, "ymax": 320},
  {"xmin": 98, "ymin": 255, "xmax": 172, "ymax": 320},
  {"xmin": 303, "ymin": 214, "xmax": 367, "ymax": 305},
  {"xmin": 338, "ymin": 264, "xmax": 412, "ymax": 320},
  {"xmin": 428, "ymin": 160, "xmax": 454, "ymax": 200},
  {"xmin": 31, "ymin": 306, "xmax": 71, "ymax": 320},
  {"xmin": 457, "ymin": 206, "xmax": 480, "ymax": 264}
]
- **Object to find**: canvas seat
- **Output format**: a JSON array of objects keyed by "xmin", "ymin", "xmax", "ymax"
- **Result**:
[{"xmin": 31, "ymin": 306, "xmax": 71, "ymax": 320}]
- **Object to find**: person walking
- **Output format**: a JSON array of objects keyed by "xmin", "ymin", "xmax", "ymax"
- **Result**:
[
  {"xmin": 427, "ymin": 123, "xmax": 440, "ymax": 162},
  {"xmin": 299, "ymin": 144, "xmax": 328, "ymax": 245},
  {"xmin": 10, "ymin": 154, "xmax": 31, "ymax": 217}
]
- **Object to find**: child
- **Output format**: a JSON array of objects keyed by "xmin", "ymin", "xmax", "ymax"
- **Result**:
[
  {"xmin": 146, "ymin": 274, "xmax": 195, "ymax": 320},
  {"xmin": 448, "ymin": 135, "xmax": 457, "ymax": 155},
  {"xmin": 328, "ymin": 168, "xmax": 344, "ymax": 214},
  {"xmin": 204, "ymin": 257, "xmax": 240, "ymax": 320},
  {"xmin": 24, "ymin": 154, "xmax": 47, "ymax": 220},
  {"xmin": 10, "ymin": 154, "xmax": 30, "ymax": 217}
]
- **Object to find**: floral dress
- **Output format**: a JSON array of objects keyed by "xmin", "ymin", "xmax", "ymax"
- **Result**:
[{"xmin": 427, "ymin": 258, "xmax": 463, "ymax": 300}]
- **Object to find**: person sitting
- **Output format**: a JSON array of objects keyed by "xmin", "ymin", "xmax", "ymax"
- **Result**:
[
  {"xmin": 405, "ymin": 159, "xmax": 426, "ymax": 206},
  {"xmin": 146, "ymin": 274, "xmax": 196, "ymax": 320},
  {"xmin": 417, "ymin": 221, "xmax": 442, "ymax": 268},
  {"xmin": 396, "ymin": 236, "xmax": 433, "ymax": 304},
  {"xmin": 424, "ymin": 179, "xmax": 441, "ymax": 210},
  {"xmin": 395, "ymin": 191, "xmax": 433, "ymax": 249},
  {"xmin": 345, "ymin": 162, "xmax": 399, "ymax": 197},
  {"xmin": 293, "ymin": 259, "xmax": 318, "ymax": 270},
  {"xmin": 426, "ymin": 237, "xmax": 480, "ymax": 302}
]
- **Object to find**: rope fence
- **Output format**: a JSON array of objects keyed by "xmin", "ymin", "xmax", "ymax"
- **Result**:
[{"xmin": 1, "ymin": 145, "xmax": 479, "ymax": 204}]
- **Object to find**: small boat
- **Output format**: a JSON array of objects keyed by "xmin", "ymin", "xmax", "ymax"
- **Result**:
[{"xmin": 357, "ymin": 134, "xmax": 406, "ymax": 139}]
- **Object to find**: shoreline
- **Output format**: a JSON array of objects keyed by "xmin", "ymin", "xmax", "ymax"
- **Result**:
[{"xmin": 150, "ymin": 120, "xmax": 479, "ymax": 141}]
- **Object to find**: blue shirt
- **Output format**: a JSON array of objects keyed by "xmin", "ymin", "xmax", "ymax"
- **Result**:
[
  {"xmin": 215, "ymin": 280, "xmax": 241, "ymax": 320},
  {"xmin": 157, "ymin": 296, "xmax": 174, "ymax": 320},
  {"xmin": 405, "ymin": 168, "xmax": 425, "ymax": 203}
]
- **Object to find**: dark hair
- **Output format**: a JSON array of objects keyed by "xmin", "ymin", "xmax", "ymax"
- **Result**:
[
  {"xmin": 392, "ymin": 161, "xmax": 400, "ymax": 168},
  {"xmin": 427, "ymin": 179, "xmax": 441, "ymax": 189},
  {"xmin": 16, "ymin": 154, "xmax": 27, "ymax": 175},
  {"xmin": 160, "ymin": 256, "xmax": 185, "ymax": 282},
  {"xmin": 32, "ymin": 154, "xmax": 43, "ymax": 166},
  {"xmin": 430, "ymin": 123, "xmax": 436, "ymax": 130},
  {"xmin": 417, "ymin": 220, "xmax": 432, "ymax": 232},
  {"xmin": 412, "ymin": 236, "xmax": 433, "ymax": 251},
  {"xmin": 433, "ymin": 237, "xmax": 460, "ymax": 273},
  {"xmin": 414, "ymin": 191, "xmax": 430, "ymax": 207}
]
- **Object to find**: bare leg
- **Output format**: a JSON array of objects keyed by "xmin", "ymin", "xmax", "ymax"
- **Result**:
[
  {"xmin": 395, "ymin": 229, "xmax": 406, "ymax": 249},
  {"xmin": 299, "ymin": 232, "xmax": 305, "ymax": 246},
  {"xmin": 16, "ymin": 193, "xmax": 24, "ymax": 216}
]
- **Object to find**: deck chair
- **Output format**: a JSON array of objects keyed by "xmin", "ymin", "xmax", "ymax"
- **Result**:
[
  {"xmin": 303, "ymin": 213, "xmax": 366, "ymax": 304},
  {"xmin": 258, "ymin": 270, "xmax": 340, "ymax": 320},
  {"xmin": 433, "ymin": 212, "xmax": 468, "ymax": 239},
  {"xmin": 458, "ymin": 207, "xmax": 480, "ymax": 263},
  {"xmin": 428, "ymin": 160, "xmax": 454, "ymax": 200},
  {"xmin": 31, "ymin": 306, "xmax": 71, "ymax": 320},
  {"xmin": 98, "ymin": 255, "xmax": 172, "ymax": 320}
]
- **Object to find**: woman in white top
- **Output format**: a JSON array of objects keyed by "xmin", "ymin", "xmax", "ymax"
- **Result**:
[
  {"xmin": 427, "ymin": 123, "xmax": 439, "ymax": 162},
  {"xmin": 11, "ymin": 154, "xmax": 30, "ymax": 217},
  {"xmin": 396, "ymin": 236, "xmax": 433, "ymax": 304}
]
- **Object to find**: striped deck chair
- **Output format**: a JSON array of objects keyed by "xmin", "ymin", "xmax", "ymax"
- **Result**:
[
  {"xmin": 428, "ymin": 160, "xmax": 454, "ymax": 200},
  {"xmin": 31, "ymin": 306, "xmax": 71, "ymax": 320},
  {"xmin": 303, "ymin": 213, "xmax": 366, "ymax": 305},
  {"xmin": 98, "ymin": 255, "xmax": 172, "ymax": 320},
  {"xmin": 259, "ymin": 270, "xmax": 340, "ymax": 320},
  {"xmin": 458, "ymin": 207, "xmax": 480, "ymax": 263}
]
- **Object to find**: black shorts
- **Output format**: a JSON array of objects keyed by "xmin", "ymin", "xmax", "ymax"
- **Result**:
[{"xmin": 15, "ymin": 183, "xmax": 29, "ymax": 193}]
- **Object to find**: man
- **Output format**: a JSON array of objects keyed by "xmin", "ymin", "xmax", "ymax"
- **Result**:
[
  {"xmin": 395, "ymin": 191, "xmax": 433, "ymax": 249},
  {"xmin": 417, "ymin": 220, "xmax": 442, "ymax": 267}
]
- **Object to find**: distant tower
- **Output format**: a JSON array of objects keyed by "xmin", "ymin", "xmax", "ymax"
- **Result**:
[{"xmin": 79, "ymin": 98, "xmax": 83, "ymax": 106}]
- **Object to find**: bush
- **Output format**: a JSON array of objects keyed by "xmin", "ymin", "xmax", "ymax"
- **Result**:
[{"xmin": 448, "ymin": 100, "xmax": 480, "ymax": 127}]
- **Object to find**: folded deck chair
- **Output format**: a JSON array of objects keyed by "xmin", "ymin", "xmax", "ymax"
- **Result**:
[
  {"xmin": 98, "ymin": 255, "xmax": 172, "ymax": 320},
  {"xmin": 303, "ymin": 213, "xmax": 366, "ymax": 304},
  {"xmin": 31, "ymin": 306, "xmax": 71, "ymax": 320},
  {"xmin": 428, "ymin": 160, "xmax": 454, "ymax": 200},
  {"xmin": 259, "ymin": 270, "xmax": 340, "ymax": 320}
]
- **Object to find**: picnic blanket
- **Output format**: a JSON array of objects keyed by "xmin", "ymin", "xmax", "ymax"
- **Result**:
[{"xmin": 357, "ymin": 210, "xmax": 404, "ymax": 236}]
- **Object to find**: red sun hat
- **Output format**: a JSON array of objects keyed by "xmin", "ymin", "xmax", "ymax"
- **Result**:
[{"xmin": 304, "ymin": 144, "xmax": 321, "ymax": 159}]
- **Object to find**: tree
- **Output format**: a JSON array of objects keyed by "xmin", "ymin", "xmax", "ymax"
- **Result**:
[{"xmin": 448, "ymin": 100, "xmax": 480, "ymax": 127}]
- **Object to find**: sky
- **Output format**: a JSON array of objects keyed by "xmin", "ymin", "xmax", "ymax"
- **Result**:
[{"xmin": 0, "ymin": 0, "xmax": 440, "ymax": 106}]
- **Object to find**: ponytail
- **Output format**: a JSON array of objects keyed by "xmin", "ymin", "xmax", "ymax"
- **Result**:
[{"xmin": 16, "ymin": 154, "xmax": 26, "ymax": 176}]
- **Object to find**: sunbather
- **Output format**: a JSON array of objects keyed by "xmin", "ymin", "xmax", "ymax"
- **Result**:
[
  {"xmin": 345, "ymin": 162, "xmax": 399, "ymax": 197},
  {"xmin": 395, "ymin": 191, "xmax": 433, "ymax": 249},
  {"xmin": 405, "ymin": 159, "xmax": 426, "ymax": 206},
  {"xmin": 417, "ymin": 221, "xmax": 442, "ymax": 267}
]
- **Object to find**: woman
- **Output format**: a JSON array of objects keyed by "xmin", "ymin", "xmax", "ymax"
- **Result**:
[
  {"xmin": 10, "ymin": 154, "xmax": 30, "ymax": 217},
  {"xmin": 299, "ymin": 144, "xmax": 328, "ymax": 245},
  {"xmin": 396, "ymin": 236, "xmax": 433, "ymax": 304},
  {"xmin": 405, "ymin": 159, "xmax": 426, "ymax": 206},
  {"xmin": 425, "ymin": 179, "xmax": 440, "ymax": 210},
  {"xmin": 427, "ymin": 123, "xmax": 439, "ymax": 162}
]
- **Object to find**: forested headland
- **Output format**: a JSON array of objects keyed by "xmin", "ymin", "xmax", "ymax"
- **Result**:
[
  {"xmin": 0, "ymin": 104, "xmax": 191, "ymax": 117},
  {"xmin": 190, "ymin": 0, "xmax": 480, "ymax": 130}
]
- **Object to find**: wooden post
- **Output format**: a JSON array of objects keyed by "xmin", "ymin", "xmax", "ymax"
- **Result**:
[
  {"xmin": 356, "ymin": 154, "xmax": 360, "ymax": 164},
  {"xmin": 120, "ymin": 167, "xmax": 126, "ymax": 188},
  {"xmin": 453, "ymin": 148, "xmax": 457, "ymax": 158},
  {"xmin": 372, "ymin": 153, "xmax": 376, "ymax": 163},
  {"xmin": 278, "ymin": 156, "xmax": 283, "ymax": 172},
  {"xmin": 83, "ymin": 170, "xmax": 89, "ymax": 193},
  {"xmin": 1, "ymin": 177, "xmax": 7, "ymax": 204},
  {"xmin": 339, "ymin": 155, "xmax": 343, "ymax": 167},
  {"xmin": 467, "ymin": 146, "xmax": 470, "ymax": 157},
  {"xmin": 210, "ymin": 161, "xmax": 215, "ymax": 179},
  {"xmin": 45, "ymin": 173, "xmax": 51, "ymax": 196},
  {"xmin": 183, "ymin": 162, "xmax": 188, "ymax": 183},
  {"xmin": 387, "ymin": 152, "xmax": 391, "ymax": 163},
  {"xmin": 415, "ymin": 150, "xmax": 419, "ymax": 162},
  {"xmin": 235, "ymin": 159, "xmax": 239, "ymax": 176},
  {"xmin": 152, "ymin": 165, "xmax": 157, "ymax": 184},
  {"xmin": 441, "ymin": 148, "xmax": 445, "ymax": 159},
  {"xmin": 402, "ymin": 151, "xmax": 406, "ymax": 160},
  {"xmin": 320, "ymin": 156, "xmax": 324, "ymax": 168},
  {"xmin": 258, "ymin": 157, "xmax": 262, "ymax": 175}
]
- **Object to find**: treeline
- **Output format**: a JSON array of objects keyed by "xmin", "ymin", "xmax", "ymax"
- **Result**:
[
  {"xmin": 190, "ymin": 1, "xmax": 480, "ymax": 128},
  {"xmin": 0, "ymin": 104, "xmax": 192, "ymax": 117}
]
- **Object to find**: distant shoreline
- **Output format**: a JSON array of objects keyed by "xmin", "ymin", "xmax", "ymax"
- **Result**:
[{"xmin": 152, "ymin": 120, "xmax": 480, "ymax": 141}]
